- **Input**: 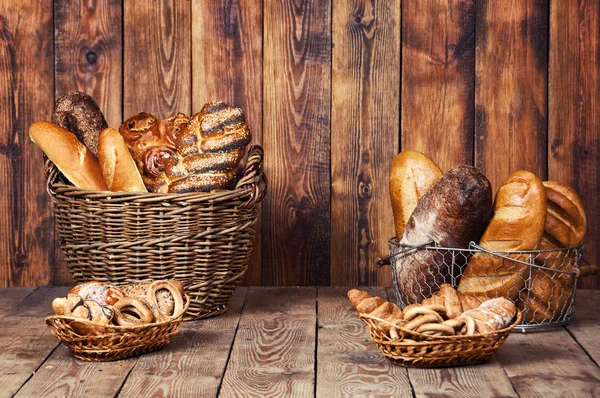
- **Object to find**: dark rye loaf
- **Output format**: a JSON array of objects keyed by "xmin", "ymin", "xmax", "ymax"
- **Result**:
[{"xmin": 396, "ymin": 165, "xmax": 493, "ymax": 304}]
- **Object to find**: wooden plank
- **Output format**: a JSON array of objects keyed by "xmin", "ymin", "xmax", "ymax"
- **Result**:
[
  {"xmin": 53, "ymin": 0, "xmax": 123, "ymax": 286},
  {"xmin": 262, "ymin": 0, "xmax": 331, "ymax": 286},
  {"xmin": 219, "ymin": 287, "xmax": 316, "ymax": 397},
  {"xmin": 474, "ymin": 0, "xmax": 548, "ymax": 193},
  {"xmin": 330, "ymin": 0, "xmax": 400, "ymax": 286},
  {"xmin": 118, "ymin": 287, "xmax": 248, "ymax": 397},
  {"xmin": 0, "ymin": 0, "xmax": 54, "ymax": 287},
  {"xmin": 386, "ymin": 288, "xmax": 518, "ymax": 397},
  {"xmin": 123, "ymin": 0, "xmax": 191, "ymax": 118},
  {"xmin": 191, "ymin": 0, "xmax": 263, "ymax": 286},
  {"xmin": 316, "ymin": 287, "xmax": 412, "ymax": 396},
  {"xmin": 549, "ymin": 0, "xmax": 600, "ymax": 289},
  {"xmin": 401, "ymin": 0, "xmax": 475, "ymax": 172},
  {"xmin": 566, "ymin": 290, "xmax": 600, "ymax": 365},
  {"xmin": 497, "ymin": 327, "xmax": 600, "ymax": 396},
  {"xmin": 0, "ymin": 287, "xmax": 35, "ymax": 318},
  {"xmin": 0, "ymin": 287, "xmax": 69, "ymax": 397}
]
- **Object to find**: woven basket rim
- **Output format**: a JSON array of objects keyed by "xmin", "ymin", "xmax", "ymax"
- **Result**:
[
  {"xmin": 46, "ymin": 294, "xmax": 190, "ymax": 332},
  {"xmin": 360, "ymin": 309, "xmax": 522, "ymax": 343}
]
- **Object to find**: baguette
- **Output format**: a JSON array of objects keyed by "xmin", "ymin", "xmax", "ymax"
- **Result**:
[
  {"xmin": 389, "ymin": 150, "xmax": 443, "ymax": 239},
  {"xmin": 458, "ymin": 170, "xmax": 547, "ymax": 304},
  {"xmin": 98, "ymin": 128, "xmax": 147, "ymax": 192},
  {"xmin": 29, "ymin": 121, "xmax": 107, "ymax": 190}
]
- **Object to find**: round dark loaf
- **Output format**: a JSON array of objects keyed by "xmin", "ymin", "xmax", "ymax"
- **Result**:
[{"xmin": 397, "ymin": 165, "xmax": 493, "ymax": 304}]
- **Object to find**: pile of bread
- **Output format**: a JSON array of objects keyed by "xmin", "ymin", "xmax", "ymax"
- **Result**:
[
  {"xmin": 52, "ymin": 280, "xmax": 185, "ymax": 329},
  {"xmin": 349, "ymin": 285, "xmax": 517, "ymax": 338},
  {"xmin": 29, "ymin": 92, "xmax": 251, "ymax": 193},
  {"xmin": 388, "ymin": 150, "xmax": 587, "ymax": 323}
]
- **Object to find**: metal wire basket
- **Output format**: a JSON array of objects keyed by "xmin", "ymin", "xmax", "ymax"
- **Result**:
[{"xmin": 376, "ymin": 239, "xmax": 597, "ymax": 332}]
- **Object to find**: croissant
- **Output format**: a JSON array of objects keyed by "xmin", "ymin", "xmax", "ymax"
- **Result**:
[
  {"xmin": 347, "ymin": 289, "xmax": 404, "ymax": 332},
  {"xmin": 421, "ymin": 284, "xmax": 481, "ymax": 317},
  {"xmin": 153, "ymin": 101, "xmax": 251, "ymax": 193}
]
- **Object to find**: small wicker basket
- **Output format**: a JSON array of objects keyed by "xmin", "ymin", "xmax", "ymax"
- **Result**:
[
  {"xmin": 360, "ymin": 310, "xmax": 522, "ymax": 367},
  {"xmin": 46, "ymin": 295, "xmax": 190, "ymax": 361},
  {"xmin": 46, "ymin": 146, "xmax": 267, "ymax": 320}
]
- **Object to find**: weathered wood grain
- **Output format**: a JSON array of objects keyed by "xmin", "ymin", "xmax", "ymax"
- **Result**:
[
  {"xmin": 191, "ymin": 0, "xmax": 263, "ymax": 286},
  {"xmin": 119, "ymin": 287, "xmax": 247, "ymax": 397},
  {"xmin": 497, "ymin": 327, "xmax": 600, "ymax": 397},
  {"xmin": 317, "ymin": 287, "xmax": 412, "ymax": 397},
  {"xmin": 384, "ymin": 288, "xmax": 519, "ymax": 397},
  {"xmin": 566, "ymin": 290, "xmax": 600, "ymax": 365},
  {"xmin": 549, "ymin": 0, "xmax": 599, "ymax": 289},
  {"xmin": 0, "ymin": 287, "xmax": 69, "ymax": 398},
  {"xmin": 475, "ymin": 0, "xmax": 548, "ymax": 193},
  {"xmin": 123, "ymin": 0, "xmax": 191, "ymax": 119},
  {"xmin": 219, "ymin": 287, "xmax": 316, "ymax": 397},
  {"xmin": 0, "ymin": 0, "xmax": 54, "ymax": 287},
  {"xmin": 330, "ymin": 0, "xmax": 400, "ymax": 287},
  {"xmin": 262, "ymin": 0, "xmax": 331, "ymax": 285},
  {"xmin": 0, "ymin": 286, "xmax": 35, "ymax": 318},
  {"xmin": 401, "ymin": 0, "xmax": 475, "ymax": 172},
  {"xmin": 53, "ymin": 0, "xmax": 123, "ymax": 286}
]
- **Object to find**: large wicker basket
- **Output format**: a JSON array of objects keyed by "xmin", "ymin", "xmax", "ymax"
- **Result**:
[{"xmin": 46, "ymin": 146, "xmax": 266, "ymax": 320}]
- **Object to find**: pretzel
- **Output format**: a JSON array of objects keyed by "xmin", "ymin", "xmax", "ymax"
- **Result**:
[{"xmin": 113, "ymin": 298, "xmax": 154, "ymax": 326}]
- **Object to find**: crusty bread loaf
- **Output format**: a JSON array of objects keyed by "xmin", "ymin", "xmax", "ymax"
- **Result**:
[
  {"xmin": 458, "ymin": 170, "xmax": 547, "ymax": 304},
  {"xmin": 397, "ymin": 166, "xmax": 493, "ymax": 304},
  {"xmin": 29, "ymin": 121, "xmax": 107, "ymax": 190},
  {"xmin": 517, "ymin": 181, "xmax": 586, "ymax": 322},
  {"xmin": 389, "ymin": 150, "xmax": 443, "ymax": 239},
  {"xmin": 461, "ymin": 298, "xmax": 517, "ymax": 333},
  {"xmin": 98, "ymin": 128, "xmax": 147, "ymax": 192}
]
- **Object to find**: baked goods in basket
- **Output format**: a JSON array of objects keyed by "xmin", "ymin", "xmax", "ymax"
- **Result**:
[
  {"xmin": 397, "ymin": 165, "xmax": 493, "ymax": 303},
  {"xmin": 97, "ymin": 128, "xmax": 147, "ymax": 192},
  {"xmin": 458, "ymin": 170, "xmax": 547, "ymax": 304}
]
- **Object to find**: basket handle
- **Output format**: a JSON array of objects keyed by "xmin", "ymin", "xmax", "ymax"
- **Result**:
[
  {"xmin": 577, "ymin": 258, "xmax": 599, "ymax": 278},
  {"xmin": 235, "ymin": 145, "xmax": 267, "ymax": 209},
  {"xmin": 375, "ymin": 241, "xmax": 435, "ymax": 267}
]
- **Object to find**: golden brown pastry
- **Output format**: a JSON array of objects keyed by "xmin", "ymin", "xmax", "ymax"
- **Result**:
[
  {"xmin": 68, "ymin": 281, "xmax": 125, "ymax": 306},
  {"xmin": 153, "ymin": 101, "xmax": 251, "ymax": 193},
  {"xmin": 120, "ymin": 279, "xmax": 185, "ymax": 321},
  {"xmin": 98, "ymin": 128, "xmax": 147, "ymax": 192},
  {"xmin": 461, "ymin": 298, "xmax": 517, "ymax": 333},
  {"xmin": 389, "ymin": 150, "xmax": 442, "ymax": 239},
  {"xmin": 458, "ymin": 170, "xmax": 547, "ymax": 304},
  {"xmin": 113, "ymin": 297, "xmax": 154, "ymax": 326},
  {"xmin": 52, "ymin": 295, "xmax": 114, "ymax": 325},
  {"xmin": 518, "ymin": 181, "xmax": 586, "ymax": 322},
  {"xmin": 29, "ymin": 122, "xmax": 107, "ymax": 191},
  {"xmin": 51, "ymin": 91, "xmax": 108, "ymax": 157}
]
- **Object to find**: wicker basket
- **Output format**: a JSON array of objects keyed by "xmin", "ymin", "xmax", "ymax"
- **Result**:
[
  {"xmin": 46, "ymin": 146, "xmax": 267, "ymax": 320},
  {"xmin": 46, "ymin": 295, "xmax": 189, "ymax": 361},
  {"xmin": 359, "ymin": 310, "xmax": 522, "ymax": 367}
]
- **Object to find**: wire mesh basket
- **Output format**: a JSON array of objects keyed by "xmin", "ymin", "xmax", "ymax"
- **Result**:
[{"xmin": 376, "ymin": 238, "xmax": 597, "ymax": 332}]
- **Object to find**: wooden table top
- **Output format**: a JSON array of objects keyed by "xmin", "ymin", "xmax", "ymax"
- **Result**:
[{"xmin": 1, "ymin": 287, "xmax": 599, "ymax": 398}]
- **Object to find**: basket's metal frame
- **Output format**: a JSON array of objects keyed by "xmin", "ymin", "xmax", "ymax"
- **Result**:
[{"xmin": 377, "ymin": 238, "xmax": 586, "ymax": 333}]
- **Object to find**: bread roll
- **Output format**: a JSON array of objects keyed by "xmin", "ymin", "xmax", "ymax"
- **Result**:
[
  {"xmin": 389, "ymin": 150, "xmax": 443, "ymax": 239},
  {"xmin": 458, "ymin": 170, "xmax": 547, "ymax": 304},
  {"xmin": 68, "ymin": 281, "xmax": 125, "ymax": 306},
  {"xmin": 29, "ymin": 121, "xmax": 107, "ymax": 190},
  {"xmin": 397, "ymin": 166, "xmax": 493, "ymax": 304},
  {"xmin": 461, "ymin": 297, "xmax": 517, "ymax": 333},
  {"xmin": 517, "ymin": 181, "xmax": 586, "ymax": 322},
  {"xmin": 98, "ymin": 128, "xmax": 147, "ymax": 192}
]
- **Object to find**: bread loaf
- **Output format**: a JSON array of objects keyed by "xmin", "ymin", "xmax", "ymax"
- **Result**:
[
  {"xmin": 389, "ymin": 150, "xmax": 442, "ymax": 239},
  {"xmin": 517, "ymin": 181, "xmax": 586, "ymax": 322},
  {"xmin": 461, "ymin": 298, "xmax": 517, "ymax": 333},
  {"xmin": 458, "ymin": 170, "xmax": 547, "ymax": 304},
  {"xmin": 98, "ymin": 128, "xmax": 147, "ymax": 192},
  {"xmin": 29, "ymin": 121, "xmax": 107, "ymax": 191},
  {"xmin": 397, "ymin": 166, "xmax": 493, "ymax": 303}
]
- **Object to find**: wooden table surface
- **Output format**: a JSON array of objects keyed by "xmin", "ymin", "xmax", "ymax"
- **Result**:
[{"xmin": 1, "ymin": 287, "xmax": 599, "ymax": 398}]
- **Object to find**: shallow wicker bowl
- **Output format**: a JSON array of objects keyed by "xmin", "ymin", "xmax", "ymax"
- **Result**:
[
  {"xmin": 46, "ymin": 295, "xmax": 189, "ymax": 362},
  {"xmin": 360, "ymin": 310, "xmax": 522, "ymax": 368}
]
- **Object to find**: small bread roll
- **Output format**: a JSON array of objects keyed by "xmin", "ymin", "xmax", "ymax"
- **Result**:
[
  {"xmin": 29, "ymin": 121, "xmax": 107, "ymax": 190},
  {"xmin": 389, "ymin": 150, "xmax": 442, "ymax": 239},
  {"xmin": 98, "ymin": 128, "xmax": 147, "ymax": 192}
]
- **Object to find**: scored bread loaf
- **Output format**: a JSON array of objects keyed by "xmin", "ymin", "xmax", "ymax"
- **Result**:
[
  {"xmin": 517, "ymin": 181, "xmax": 586, "ymax": 322},
  {"xmin": 29, "ymin": 121, "xmax": 107, "ymax": 191},
  {"xmin": 397, "ymin": 165, "xmax": 493, "ymax": 304},
  {"xmin": 458, "ymin": 170, "xmax": 547, "ymax": 304},
  {"xmin": 98, "ymin": 128, "xmax": 147, "ymax": 192},
  {"xmin": 389, "ymin": 150, "xmax": 443, "ymax": 239}
]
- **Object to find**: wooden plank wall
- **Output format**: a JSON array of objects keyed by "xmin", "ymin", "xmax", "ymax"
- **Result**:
[{"xmin": 0, "ymin": 0, "xmax": 598, "ymax": 288}]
